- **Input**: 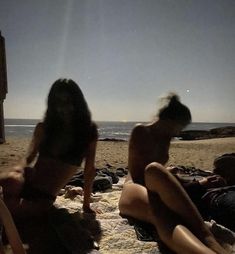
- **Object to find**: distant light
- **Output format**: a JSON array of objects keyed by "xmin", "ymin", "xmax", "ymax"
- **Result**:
[{"xmin": 186, "ymin": 89, "xmax": 190, "ymax": 93}]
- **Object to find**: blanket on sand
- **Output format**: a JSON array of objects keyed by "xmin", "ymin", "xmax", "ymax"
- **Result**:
[
  {"xmin": 55, "ymin": 178, "xmax": 235, "ymax": 254},
  {"xmin": 56, "ymin": 179, "xmax": 161, "ymax": 254}
]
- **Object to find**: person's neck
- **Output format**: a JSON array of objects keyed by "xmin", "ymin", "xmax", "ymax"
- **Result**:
[{"xmin": 149, "ymin": 119, "xmax": 175, "ymax": 141}]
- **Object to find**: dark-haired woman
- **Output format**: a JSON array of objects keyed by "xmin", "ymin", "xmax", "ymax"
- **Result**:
[
  {"xmin": 119, "ymin": 93, "xmax": 228, "ymax": 254},
  {"xmin": 1, "ymin": 79, "xmax": 98, "ymax": 217}
]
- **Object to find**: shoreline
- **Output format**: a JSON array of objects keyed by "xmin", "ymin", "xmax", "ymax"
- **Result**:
[{"xmin": 4, "ymin": 121, "xmax": 235, "ymax": 143}]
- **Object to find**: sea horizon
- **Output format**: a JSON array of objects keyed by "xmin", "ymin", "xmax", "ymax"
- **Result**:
[
  {"xmin": 4, "ymin": 118, "xmax": 235, "ymax": 124},
  {"xmin": 3, "ymin": 118, "xmax": 235, "ymax": 140}
]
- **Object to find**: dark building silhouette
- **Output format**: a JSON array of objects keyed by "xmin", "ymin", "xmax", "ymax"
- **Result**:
[{"xmin": 0, "ymin": 31, "xmax": 8, "ymax": 144}]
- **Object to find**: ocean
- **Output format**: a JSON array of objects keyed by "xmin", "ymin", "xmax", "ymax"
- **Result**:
[{"xmin": 4, "ymin": 119, "xmax": 235, "ymax": 141}]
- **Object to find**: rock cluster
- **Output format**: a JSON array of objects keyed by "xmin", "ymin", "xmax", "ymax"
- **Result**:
[{"xmin": 178, "ymin": 126, "xmax": 235, "ymax": 140}]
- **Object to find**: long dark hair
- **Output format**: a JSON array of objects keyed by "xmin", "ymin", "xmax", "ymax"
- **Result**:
[
  {"xmin": 158, "ymin": 92, "xmax": 191, "ymax": 126},
  {"xmin": 40, "ymin": 79, "xmax": 97, "ymax": 160}
]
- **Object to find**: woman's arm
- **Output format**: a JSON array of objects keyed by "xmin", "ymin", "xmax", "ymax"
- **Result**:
[{"xmin": 82, "ymin": 140, "xmax": 97, "ymax": 213}]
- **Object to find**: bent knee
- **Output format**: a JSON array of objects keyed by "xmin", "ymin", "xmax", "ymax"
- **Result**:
[
  {"xmin": 145, "ymin": 162, "xmax": 169, "ymax": 184},
  {"xmin": 145, "ymin": 162, "xmax": 166, "ymax": 174}
]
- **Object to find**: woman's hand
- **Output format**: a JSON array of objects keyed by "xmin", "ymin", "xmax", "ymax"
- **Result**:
[
  {"xmin": 199, "ymin": 175, "xmax": 226, "ymax": 188},
  {"xmin": 82, "ymin": 204, "xmax": 96, "ymax": 214},
  {"xmin": 82, "ymin": 202, "xmax": 102, "ymax": 215}
]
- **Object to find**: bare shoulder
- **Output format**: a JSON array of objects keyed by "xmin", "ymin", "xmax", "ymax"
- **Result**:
[
  {"xmin": 33, "ymin": 122, "xmax": 44, "ymax": 138},
  {"xmin": 130, "ymin": 124, "xmax": 149, "ymax": 144},
  {"xmin": 34, "ymin": 122, "xmax": 43, "ymax": 128}
]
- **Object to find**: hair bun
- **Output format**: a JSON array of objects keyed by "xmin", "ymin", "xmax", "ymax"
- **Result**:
[
  {"xmin": 158, "ymin": 91, "xmax": 191, "ymax": 125},
  {"xmin": 167, "ymin": 93, "xmax": 180, "ymax": 105},
  {"xmin": 159, "ymin": 92, "xmax": 180, "ymax": 108}
]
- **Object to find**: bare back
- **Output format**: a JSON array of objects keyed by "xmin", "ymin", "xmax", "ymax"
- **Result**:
[
  {"xmin": 31, "ymin": 158, "xmax": 79, "ymax": 196},
  {"xmin": 128, "ymin": 124, "xmax": 170, "ymax": 185},
  {"xmin": 25, "ymin": 122, "xmax": 95, "ymax": 196}
]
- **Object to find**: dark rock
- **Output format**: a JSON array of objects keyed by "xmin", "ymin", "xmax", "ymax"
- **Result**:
[
  {"xmin": 209, "ymin": 126, "xmax": 235, "ymax": 137},
  {"xmin": 178, "ymin": 130, "xmax": 210, "ymax": 140},
  {"xmin": 105, "ymin": 163, "xmax": 112, "ymax": 168},
  {"xmin": 93, "ymin": 175, "xmax": 112, "ymax": 192},
  {"xmin": 178, "ymin": 126, "xmax": 235, "ymax": 140},
  {"xmin": 116, "ymin": 167, "xmax": 128, "ymax": 177},
  {"xmin": 98, "ymin": 168, "xmax": 119, "ymax": 184}
]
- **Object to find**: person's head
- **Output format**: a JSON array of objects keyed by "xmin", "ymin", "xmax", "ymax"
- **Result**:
[
  {"xmin": 42, "ymin": 79, "xmax": 95, "ymax": 153},
  {"xmin": 46, "ymin": 78, "xmax": 91, "ymax": 122},
  {"xmin": 213, "ymin": 153, "xmax": 235, "ymax": 185},
  {"xmin": 157, "ymin": 92, "xmax": 191, "ymax": 131}
]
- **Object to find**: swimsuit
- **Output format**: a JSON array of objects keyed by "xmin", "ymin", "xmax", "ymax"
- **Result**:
[{"xmin": 21, "ymin": 182, "xmax": 56, "ymax": 202}]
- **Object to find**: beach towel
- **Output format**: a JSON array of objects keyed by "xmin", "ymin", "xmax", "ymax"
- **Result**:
[
  {"xmin": 56, "ymin": 177, "xmax": 235, "ymax": 254},
  {"xmin": 56, "ymin": 179, "xmax": 165, "ymax": 254}
]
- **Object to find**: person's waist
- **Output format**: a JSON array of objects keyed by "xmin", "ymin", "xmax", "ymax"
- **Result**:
[
  {"xmin": 38, "ymin": 152, "xmax": 83, "ymax": 167},
  {"xmin": 21, "ymin": 183, "xmax": 56, "ymax": 202}
]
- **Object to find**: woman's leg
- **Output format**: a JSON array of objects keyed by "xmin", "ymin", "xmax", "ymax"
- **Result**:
[
  {"xmin": 145, "ymin": 162, "xmax": 228, "ymax": 254},
  {"xmin": 119, "ymin": 182, "xmax": 220, "ymax": 254}
]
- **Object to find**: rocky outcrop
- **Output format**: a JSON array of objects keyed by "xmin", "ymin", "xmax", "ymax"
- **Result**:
[
  {"xmin": 178, "ymin": 130, "xmax": 210, "ymax": 140},
  {"xmin": 210, "ymin": 126, "xmax": 235, "ymax": 137},
  {"xmin": 178, "ymin": 126, "xmax": 235, "ymax": 140}
]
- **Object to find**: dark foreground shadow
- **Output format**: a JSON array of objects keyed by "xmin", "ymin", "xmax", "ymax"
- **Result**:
[{"xmin": 13, "ymin": 207, "xmax": 102, "ymax": 254}]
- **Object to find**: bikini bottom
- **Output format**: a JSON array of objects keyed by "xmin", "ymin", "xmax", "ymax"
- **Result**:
[{"xmin": 21, "ymin": 183, "xmax": 56, "ymax": 203}]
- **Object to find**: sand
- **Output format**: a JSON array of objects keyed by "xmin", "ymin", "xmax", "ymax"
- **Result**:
[
  {"xmin": 1, "ymin": 137, "xmax": 234, "ymax": 170},
  {"xmin": 0, "ymin": 137, "xmax": 235, "ymax": 253}
]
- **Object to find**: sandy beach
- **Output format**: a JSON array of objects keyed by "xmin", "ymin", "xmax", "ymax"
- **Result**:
[
  {"xmin": 1, "ymin": 137, "xmax": 234, "ymax": 170},
  {"xmin": 0, "ymin": 137, "xmax": 235, "ymax": 253}
]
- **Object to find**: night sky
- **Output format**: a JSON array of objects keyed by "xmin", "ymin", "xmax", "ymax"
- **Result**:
[{"xmin": 1, "ymin": 0, "xmax": 235, "ymax": 122}]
